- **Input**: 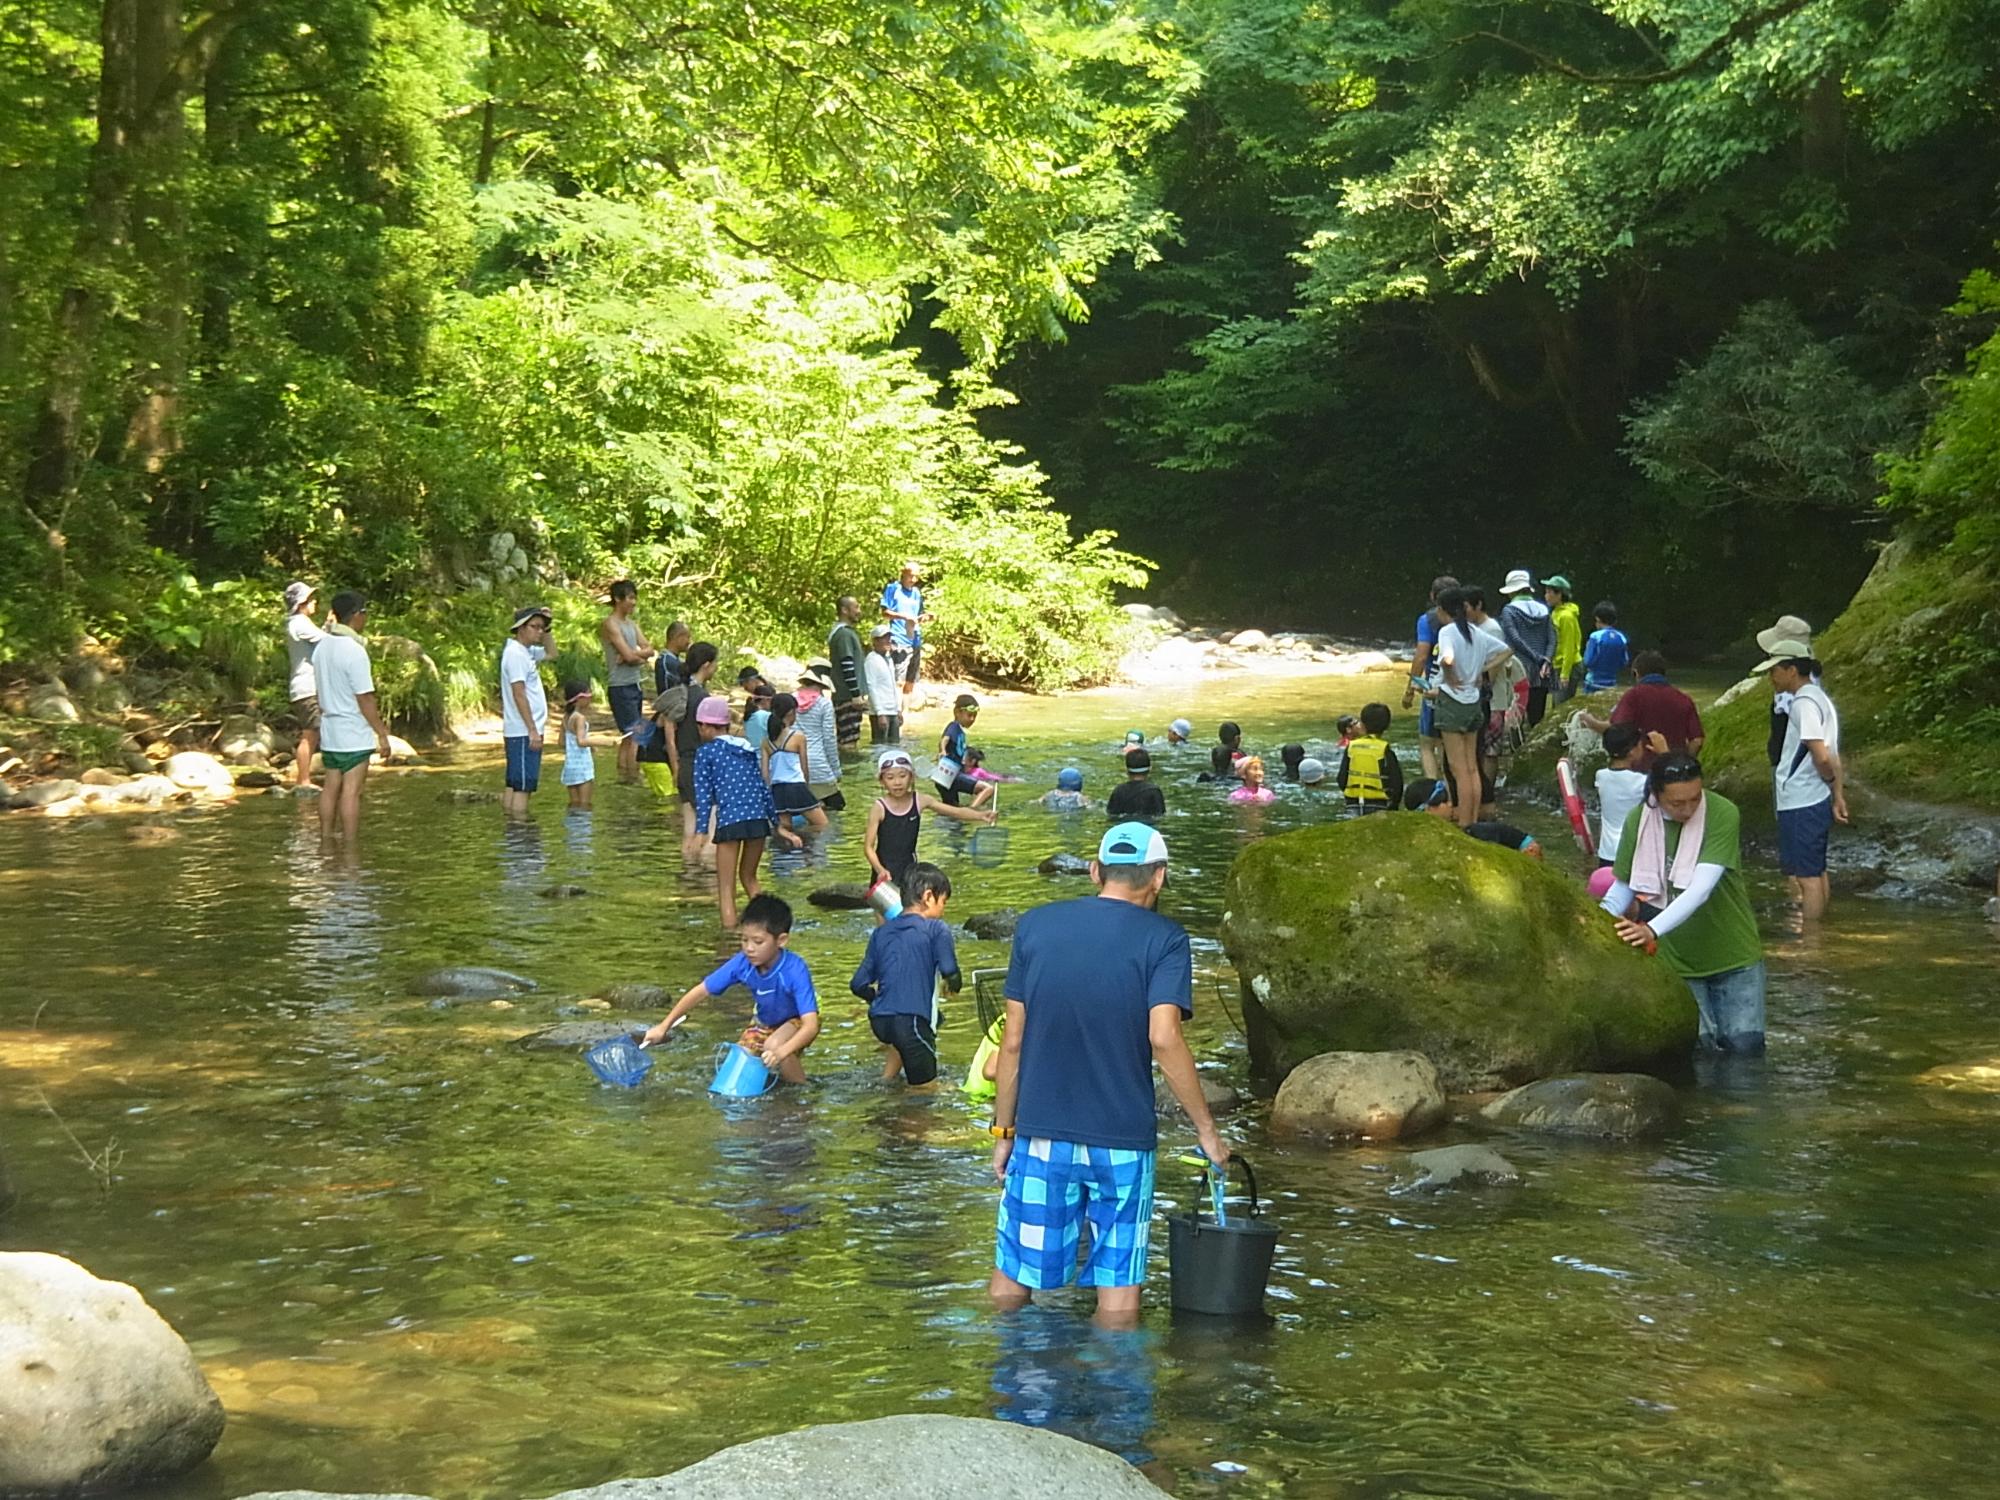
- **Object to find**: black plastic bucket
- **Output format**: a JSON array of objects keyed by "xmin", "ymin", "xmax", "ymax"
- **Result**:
[{"xmin": 1168, "ymin": 1156, "xmax": 1278, "ymax": 1317}]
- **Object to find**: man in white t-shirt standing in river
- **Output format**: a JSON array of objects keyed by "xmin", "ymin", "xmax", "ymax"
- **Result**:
[
  {"xmin": 500, "ymin": 604, "xmax": 552, "ymax": 819},
  {"xmin": 1760, "ymin": 635, "xmax": 1846, "ymax": 921},
  {"xmin": 283, "ymin": 581, "xmax": 326, "ymax": 788},
  {"xmin": 313, "ymin": 591, "xmax": 392, "ymax": 841}
]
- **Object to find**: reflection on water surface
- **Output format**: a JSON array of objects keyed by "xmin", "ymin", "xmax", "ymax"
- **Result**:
[{"xmin": 3, "ymin": 671, "xmax": 1998, "ymax": 1498}]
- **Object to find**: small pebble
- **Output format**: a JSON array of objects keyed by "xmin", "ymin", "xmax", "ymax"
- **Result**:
[{"xmin": 488, "ymin": 1000, "xmax": 515, "ymax": 1011}]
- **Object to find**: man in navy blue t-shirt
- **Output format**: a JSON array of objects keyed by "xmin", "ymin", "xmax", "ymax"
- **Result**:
[{"xmin": 987, "ymin": 823, "xmax": 1229, "ymax": 1326}]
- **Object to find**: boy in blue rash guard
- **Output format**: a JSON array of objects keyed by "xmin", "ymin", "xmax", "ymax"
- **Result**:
[
  {"xmin": 1582, "ymin": 601, "xmax": 1630, "ymax": 691},
  {"xmin": 641, "ymin": 894, "xmax": 820, "ymax": 1083},
  {"xmin": 850, "ymin": 862, "xmax": 962, "ymax": 1087}
]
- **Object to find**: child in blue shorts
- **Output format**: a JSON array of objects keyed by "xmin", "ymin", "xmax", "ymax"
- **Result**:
[
  {"xmin": 641, "ymin": 893, "xmax": 819, "ymax": 1083},
  {"xmin": 849, "ymin": 862, "xmax": 961, "ymax": 1087}
]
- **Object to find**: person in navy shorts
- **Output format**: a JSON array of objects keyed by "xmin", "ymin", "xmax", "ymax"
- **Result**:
[{"xmin": 985, "ymin": 822, "xmax": 1229, "ymax": 1327}]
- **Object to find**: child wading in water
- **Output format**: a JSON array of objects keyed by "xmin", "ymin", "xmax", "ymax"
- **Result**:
[
  {"xmin": 690, "ymin": 694, "xmax": 777, "ymax": 928},
  {"xmin": 849, "ymin": 862, "xmax": 962, "ymax": 1087},
  {"xmin": 1228, "ymin": 756, "xmax": 1276, "ymax": 803},
  {"xmin": 933, "ymin": 694, "xmax": 996, "ymax": 809},
  {"xmin": 865, "ymin": 749, "xmax": 996, "ymax": 908},
  {"xmin": 641, "ymin": 893, "xmax": 820, "ymax": 1082},
  {"xmin": 760, "ymin": 691, "xmax": 827, "ymax": 850},
  {"xmin": 560, "ymin": 682, "xmax": 596, "ymax": 810}
]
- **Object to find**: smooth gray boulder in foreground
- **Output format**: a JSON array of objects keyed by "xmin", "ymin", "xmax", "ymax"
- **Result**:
[
  {"xmin": 243, "ymin": 1415, "xmax": 1165, "ymax": 1500},
  {"xmin": 1481, "ymin": 1073, "xmax": 1681, "ymax": 1140},
  {"xmin": 0, "ymin": 1252, "xmax": 225, "ymax": 1496}
]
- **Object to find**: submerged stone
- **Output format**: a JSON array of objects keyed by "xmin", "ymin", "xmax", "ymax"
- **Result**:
[
  {"xmin": 963, "ymin": 909, "xmax": 1020, "ymax": 941},
  {"xmin": 1221, "ymin": 814, "xmax": 1697, "ymax": 1089},
  {"xmin": 1480, "ymin": 1073, "xmax": 1681, "ymax": 1139},
  {"xmin": 807, "ymin": 883, "xmax": 874, "ymax": 909},
  {"xmin": 515, "ymin": 1021, "xmax": 648, "ymax": 1052},
  {"xmin": 1154, "ymin": 1073, "xmax": 1242, "ymax": 1118},
  {"xmin": 411, "ymin": 966, "xmax": 539, "ymax": 998},
  {"xmin": 1393, "ymin": 1144, "xmax": 1522, "ymax": 1193},
  {"xmin": 1037, "ymin": 852, "xmax": 1091, "ymax": 876}
]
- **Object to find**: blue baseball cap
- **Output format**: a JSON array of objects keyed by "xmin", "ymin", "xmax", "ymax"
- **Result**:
[
  {"xmin": 1099, "ymin": 821, "xmax": 1169, "ymax": 866},
  {"xmin": 1057, "ymin": 767, "xmax": 1084, "ymax": 791}
]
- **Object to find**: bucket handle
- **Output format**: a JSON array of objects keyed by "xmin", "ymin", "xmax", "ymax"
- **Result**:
[{"xmin": 1184, "ymin": 1152, "xmax": 1261, "ymax": 1221}]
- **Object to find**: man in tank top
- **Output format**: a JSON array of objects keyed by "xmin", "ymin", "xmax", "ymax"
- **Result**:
[{"xmin": 599, "ymin": 580, "xmax": 655, "ymax": 783}]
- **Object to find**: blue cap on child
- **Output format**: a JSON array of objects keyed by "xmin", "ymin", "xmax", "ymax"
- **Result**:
[{"xmin": 1057, "ymin": 767, "xmax": 1084, "ymax": 792}]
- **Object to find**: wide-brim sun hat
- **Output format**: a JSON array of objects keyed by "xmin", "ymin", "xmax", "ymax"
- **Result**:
[
  {"xmin": 512, "ymin": 603, "xmax": 553, "ymax": 630},
  {"xmin": 799, "ymin": 663, "xmax": 834, "ymax": 689},
  {"xmin": 283, "ymin": 581, "xmax": 315, "ymax": 611},
  {"xmin": 693, "ymin": 696, "xmax": 732, "ymax": 726},
  {"xmin": 1298, "ymin": 757, "xmax": 1327, "ymax": 784},
  {"xmin": 1099, "ymin": 821, "xmax": 1168, "ymax": 866},
  {"xmin": 1500, "ymin": 568, "xmax": 1533, "ymax": 595},
  {"xmin": 1755, "ymin": 615, "xmax": 1813, "ymax": 656},
  {"xmin": 1754, "ymin": 637, "xmax": 1814, "ymax": 671}
]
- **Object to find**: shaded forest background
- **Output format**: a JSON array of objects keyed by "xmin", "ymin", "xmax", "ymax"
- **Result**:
[{"xmin": 3, "ymin": 0, "xmax": 1999, "ymax": 732}]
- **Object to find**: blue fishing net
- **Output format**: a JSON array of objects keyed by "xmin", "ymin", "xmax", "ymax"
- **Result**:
[{"xmin": 584, "ymin": 1036, "xmax": 653, "ymax": 1088}]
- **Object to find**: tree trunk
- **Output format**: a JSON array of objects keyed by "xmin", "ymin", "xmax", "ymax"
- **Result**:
[
  {"xmin": 20, "ymin": 0, "xmax": 143, "ymax": 543},
  {"xmin": 119, "ymin": 0, "xmax": 191, "ymax": 475}
]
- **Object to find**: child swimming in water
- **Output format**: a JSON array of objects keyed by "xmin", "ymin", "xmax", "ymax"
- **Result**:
[
  {"xmin": 1228, "ymin": 757, "xmax": 1275, "ymax": 804},
  {"xmin": 1037, "ymin": 767, "xmax": 1092, "ymax": 811}
]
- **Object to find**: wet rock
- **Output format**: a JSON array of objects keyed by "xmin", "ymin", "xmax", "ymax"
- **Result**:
[
  {"xmin": 232, "ymin": 767, "xmax": 280, "ymax": 789},
  {"xmin": 1393, "ymin": 1144, "xmax": 1522, "ymax": 1194},
  {"xmin": 515, "ymin": 1021, "xmax": 648, "ymax": 1052},
  {"xmin": 1914, "ymin": 1056, "xmax": 2000, "ymax": 1093},
  {"xmin": 7, "ymin": 779, "xmax": 81, "ymax": 811},
  {"xmin": 125, "ymin": 824, "xmax": 181, "ymax": 847},
  {"xmin": 538, "ymin": 884, "xmax": 590, "ymax": 899},
  {"xmin": 1155, "ymin": 1074, "xmax": 1242, "ymax": 1118},
  {"xmin": 1222, "ymin": 814, "xmax": 1697, "ymax": 1088},
  {"xmin": 963, "ymin": 909, "xmax": 1020, "ymax": 941},
  {"xmin": 217, "ymin": 716, "xmax": 279, "ymax": 765},
  {"xmin": 443, "ymin": 788, "xmax": 500, "ymax": 805},
  {"xmin": 79, "ymin": 767, "xmax": 123, "ymax": 787},
  {"xmin": 1480, "ymin": 1073, "xmax": 1681, "ymax": 1140},
  {"xmin": 1228, "ymin": 629, "xmax": 1273, "ymax": 650},
  {"xmin": 0, "ymin": 1251, "xmax": 225, "ymax": 1495},
  {"xmin": 411, "ymin": 966, "xmax": 538, "ymax": 999},
  {"xmin": 90, "ymin": 774, "xmax": 182, "ymax": 809},
  {"xmin": 1272, "ymin": 1050, "xmax": 1446, "ymax": 1140},
  {"xmin": 597, "ymin": 983, "xmax": 670, "ymax": 1010},
  {"xmin": 1037, "ymin": 852, "xmax": 1091, "ymax": 877},
  {"xmin": 162, "ymin": 751, "xmax": 236, "ymax": 798},
  {"xmin": 26, "ymin": 683, "xmax": 79, "ymax": 722},
  {"xmin": 807, "ymin": 883, "xmax": 875, "ymax": 910},
  {"xmin": 535, "ymin": 1414, "xmax": 1169, "ymax": 1500}
]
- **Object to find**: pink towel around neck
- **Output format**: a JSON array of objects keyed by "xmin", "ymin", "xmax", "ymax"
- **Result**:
[{"xmin": 1628, "ymin": 793, "xmax": 1707, "ymax": 902}]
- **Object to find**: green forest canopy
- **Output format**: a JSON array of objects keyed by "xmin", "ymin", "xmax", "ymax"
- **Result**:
[{"xmin": 3, "ymin": 0, "xmax": 1999, "ymax": 714}]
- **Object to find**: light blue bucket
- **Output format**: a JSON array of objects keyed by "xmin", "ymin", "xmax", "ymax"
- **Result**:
[{"xmin": 709, "ymin": 1042, "xmax": 777, "ymax": 1097}]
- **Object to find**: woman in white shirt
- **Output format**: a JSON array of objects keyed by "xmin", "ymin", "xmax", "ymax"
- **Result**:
[
  {"xmin": 1423, "ymin": 587, "xmax": 1502, "ymax": 829},
  {"xmin": 283, "ymin": 581, "xmax": 325, "ymax": 787}
]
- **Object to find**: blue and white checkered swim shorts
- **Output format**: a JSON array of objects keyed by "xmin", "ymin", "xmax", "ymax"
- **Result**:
[{"xmin": 995, "ymin": 1137, "xmax": 1156, "ymax": 1289}]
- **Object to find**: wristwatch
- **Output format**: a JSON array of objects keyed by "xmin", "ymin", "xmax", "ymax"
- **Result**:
[{"xmin": 987, "ymin": 1124, "xmax": 1015, "ymax": 1139}]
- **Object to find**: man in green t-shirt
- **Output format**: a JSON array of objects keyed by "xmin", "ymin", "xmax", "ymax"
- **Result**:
[{"xmin": 1600, "ymin": 756, "xmax": 1766, "ymax": 1052}]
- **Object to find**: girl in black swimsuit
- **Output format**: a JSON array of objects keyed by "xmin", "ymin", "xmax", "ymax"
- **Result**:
[{"xmin": 864, "ymin": 750, "xmax": 996, "ymax": 912}]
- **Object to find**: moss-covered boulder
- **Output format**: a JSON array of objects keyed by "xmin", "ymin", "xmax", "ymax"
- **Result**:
[{"xmin": 1220, "ymin": 814, "xmax": 1697, "ymax": 1089}]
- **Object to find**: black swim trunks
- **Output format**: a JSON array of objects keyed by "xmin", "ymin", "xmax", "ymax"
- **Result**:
[{"xmin": 869, "ymin": 1012, "xmax": 939, "ymax": 1085}]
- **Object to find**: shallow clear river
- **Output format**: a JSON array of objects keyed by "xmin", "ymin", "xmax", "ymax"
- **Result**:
[{"xmin": 4, "ymin": 668, "xmax": 1998, "ymax": 1499}]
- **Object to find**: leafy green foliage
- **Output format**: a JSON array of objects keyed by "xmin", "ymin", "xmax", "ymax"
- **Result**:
[{"xmin": 0, "ymin": 0, "xmax": 1181, "ymax": 695}]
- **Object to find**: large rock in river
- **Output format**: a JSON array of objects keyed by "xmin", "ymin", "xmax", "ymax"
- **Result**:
[
  {"xmin": 1271, "ymin": 1050, "xmax": 1445, "ymax": 1140},
  {"xmin": 1221, "ymin": 814, "xmax": 1697, "ymax": 1089},
  {"xmin": 0, "ymin": 1252, "xmax": 225, "ymax": 1495}
]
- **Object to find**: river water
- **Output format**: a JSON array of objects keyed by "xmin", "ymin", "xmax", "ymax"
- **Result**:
[{"xmin": 3, "ymin": 668, "xmax": 1997, "ymax": 1498}]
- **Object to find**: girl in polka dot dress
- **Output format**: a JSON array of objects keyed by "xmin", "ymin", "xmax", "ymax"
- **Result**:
[{"xmin": 691, "ymin": 695, "xmax": 777, "ymax": 928}]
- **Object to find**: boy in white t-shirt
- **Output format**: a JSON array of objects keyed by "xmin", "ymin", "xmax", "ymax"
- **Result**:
[
  {"xmin": 1593, "ymin": 724, "xmax": 1649, "ymax": 867},
  {"xmin": 1762, "ymin": 641, "xmax": 1847, "ymax": 920},
  {"xmin": 500, "ymin": 604, "xmax": 552, "ymax": 818}
]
